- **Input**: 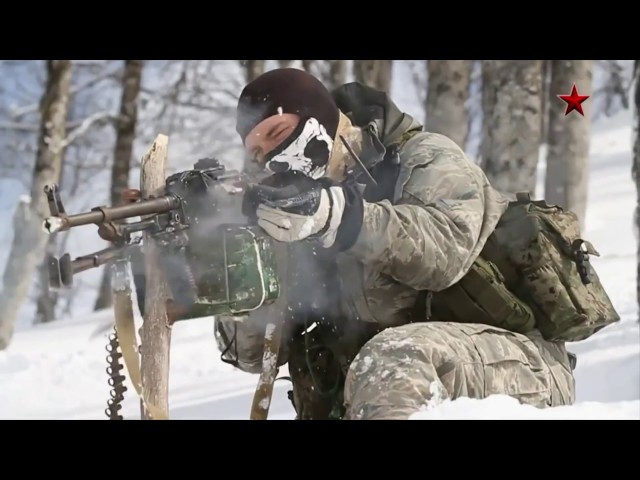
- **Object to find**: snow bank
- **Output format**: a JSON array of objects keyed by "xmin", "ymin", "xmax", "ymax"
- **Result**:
[{"xmin": 410, "ymin": 395, "xmax": 639, "ymax": 420}]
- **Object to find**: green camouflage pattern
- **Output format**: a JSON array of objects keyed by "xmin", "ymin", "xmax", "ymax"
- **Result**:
[
  {"xmin": 187, "ymin": 225, "xmax": 280, "ymax": 319},
  {"xmin": 487, "ymin": 196, "xmax": 620, "ymax": 342},
  {"xmin": 430, "ymin": 255, "xmax": 537, "ymax": 334},
  {"xmin": 343, "ymin": 322, "xmax": 575, "ymax": 420}
]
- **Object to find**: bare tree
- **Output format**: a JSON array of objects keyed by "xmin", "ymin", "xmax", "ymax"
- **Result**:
[
  {"xmin": 0, "ymin": 60, "xmax": 73, "ymax": 348},
  {"xmin": 30, "ymin": 61, "xmax": 121, "ymax": 323},
  {"xmin": 1, "ymin": 60, "xmax": 248, "ymax": 326},
  {"xmin": 94, "ymin": 60, "xmax": 145, "ymax": 310},
  {"xmin": 633, "ymin": 60, "xmax": 640, "ymax": 322},
  {"xmin": 424, "ymin": 60, "xmax": 473, "ymax": 147},
  {"xmin": 480, "ymin": 60, "xmax": 544, "ymax": 195},
  {"xmin": 545, "ymin": 60, "xmax": 593, "ymax": 227},
  {"xmin": 353, "ymin": 60, "xmax": 393, "ymax": 92},
  {"xmin": 139, "ymin": 60, "xmax": 245, "ymax": 172},
  {"xmin": 0, "ymin": 61, "xmax": 49, "ymax": 185}
]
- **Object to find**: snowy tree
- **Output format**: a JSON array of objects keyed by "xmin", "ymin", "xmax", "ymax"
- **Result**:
[
  {"xmin": 0, "ymin": 61, "xmax": 73, "ymax": 347},
  {"xmin": 480, "ymin": 60, "xmax": 544, "ymax": 194}
]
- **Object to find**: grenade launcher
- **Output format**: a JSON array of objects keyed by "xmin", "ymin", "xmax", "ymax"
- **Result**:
[{"xmin": 42, "ymin": 157, "xmax": 281, "ymax": 320}]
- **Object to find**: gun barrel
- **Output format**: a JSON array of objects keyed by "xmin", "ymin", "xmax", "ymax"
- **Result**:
[{"xmin": 42, "ymin": 195, "xmax": 180, "ymax": 234}]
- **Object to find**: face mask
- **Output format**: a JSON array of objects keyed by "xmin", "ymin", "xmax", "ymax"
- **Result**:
[{"xmin": 264, "ymin": 117, "xmax": 334, "ymax": 179}]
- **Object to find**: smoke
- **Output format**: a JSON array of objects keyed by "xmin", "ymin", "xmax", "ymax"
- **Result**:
[
  {"xmin": 130, "ymin": 164, "xmax": 369, "ymax": 370},
  {"xmin": 214, "ymin": 237, "xmax": 348, "ymax": 371},
  {"xmin": 189, "ymin": 180, "xmax": 248, "ymax": 236},
  {"xmin": 205, "ymin": 169, "xmax": 348, "ymax": 368}
]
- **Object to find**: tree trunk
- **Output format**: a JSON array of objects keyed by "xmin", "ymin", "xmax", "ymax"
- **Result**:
[
  {"xmin": 326, "ymin": 60, "xmax": 347, "ymax": 89},
  {"xmin": 94, "ymin": 60, "xmax": 144, "ymax": 310},
  {"xmin": 480, "ymin": 60, "xmax": 543, "ymax": 195},
  {"xmin": 302, "ymin": 60, "xmax": 314, "ymax": 73},
  {"xmin": 545, "ymin": 60, "xmax": 593, "ymax": 228},
  {"xmin": 353, "ymin": 60, "xmax": 393, "ymax": 92},
  {"xmin": 0, "ymin": 60, "xmax": 72, "ymax": 349},
  {"xmin": 540, "ymin": 60, "xmax": 552, "ymax": 145},
  {"xmin": 424, "ymin": 60, "xmax": 473, "ymax": 148},
  {"xmin": 242, "ymin": 60, "xmax": 265, "ymax": 82},
  {"xmin": 139, "ymin": 134, "xmax": 172, "ymax": 419},
  {"xmin": 633, "ymin": 60, "xmax": 640, "ymax": 322}
]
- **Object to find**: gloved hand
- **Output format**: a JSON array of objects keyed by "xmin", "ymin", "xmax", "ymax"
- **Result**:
[{"xmin": 243, "ymin": 172, "xmax": 362, "ymax": 250}]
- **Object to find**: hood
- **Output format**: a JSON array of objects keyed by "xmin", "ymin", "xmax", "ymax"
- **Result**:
[{"xmin": 331, "ymin": 82, "xmax": 423, "ymax": 148}]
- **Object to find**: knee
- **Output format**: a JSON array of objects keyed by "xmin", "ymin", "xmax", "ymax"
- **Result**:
[
  {"xmin": 343, "ymin": 324, "xmax": 454, "ymax": 420},
  {"xmin": 526, "ymin": 331, "xmax": 576, "ymax": 405}
]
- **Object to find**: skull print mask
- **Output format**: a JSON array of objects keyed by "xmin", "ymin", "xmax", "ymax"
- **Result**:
[{"xmin": 263, "ymin": 117, "xmax": 334, "ymax": 179}]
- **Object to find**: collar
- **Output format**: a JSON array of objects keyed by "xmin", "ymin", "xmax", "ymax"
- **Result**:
[{"xmin": 326, "ymin": 112, "xmax": 387, "ymax": 183}]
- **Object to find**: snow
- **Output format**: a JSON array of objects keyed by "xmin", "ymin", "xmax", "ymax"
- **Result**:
[
  {"xmin": 0, "ymin": 61, "xmax": 638, "ymax": 420},
  {"xmin": 412, "ymin": 395, "xmax": 640, "ymax": 420},
  {"xmin": 0, "ymin": 309, "xmax": 296, "ymax": 420}
]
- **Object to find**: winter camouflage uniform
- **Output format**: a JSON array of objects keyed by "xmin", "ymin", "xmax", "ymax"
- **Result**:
[{"xmin": 215, "ymin": 82, "xmax": 576, "ymax": 419}]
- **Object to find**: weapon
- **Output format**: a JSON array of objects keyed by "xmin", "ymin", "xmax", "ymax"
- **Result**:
[
  {"xmin": 43, "ymin": 157, "xmax": 280, "ymax": 321},
  {"xmin": 42, "ymin": 157, "xmax": 284, "ymax": 420}
]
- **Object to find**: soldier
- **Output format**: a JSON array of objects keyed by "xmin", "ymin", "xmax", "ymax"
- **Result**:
[{"xmin": 215, "ymin": 67, "xmax": 577, "ymax": 420}]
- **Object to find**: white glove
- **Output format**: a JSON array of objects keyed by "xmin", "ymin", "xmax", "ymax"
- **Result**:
[{"xmin": 256, "ymin": 186, "xmax": 346, "ymax": 248}]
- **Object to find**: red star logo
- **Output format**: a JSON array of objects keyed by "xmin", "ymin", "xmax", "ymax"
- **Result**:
[{"xmin": 558, "ymin": 84, "xmax": 590, "ymax": 116}]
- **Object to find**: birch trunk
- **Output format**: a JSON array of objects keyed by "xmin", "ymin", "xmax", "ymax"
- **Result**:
[
  {"xmin": 353, "ymin": 60, "xmax": 393, "ymax": 92},
  {"xmin": 480, "ymin": 60, "xmax": 543, "ymax": 195},
  {"xmin": 545, "ymin": 60, "xmax": 593, "ymax": 228},
  {"xmin": 0, "ymin": 60, "xmax": 73, "ymax": 349},
  {"xmin": 425, "ymin": 60, "xmax": 473, "ymax": 148},
  {"xmin": 327, "ymin": 60, "xmax": 347, "ymax": 89}
]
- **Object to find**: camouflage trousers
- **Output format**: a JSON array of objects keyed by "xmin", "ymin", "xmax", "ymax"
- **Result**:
[{"xmin": 343, "ymin": 322, "xmax": 576, "ymax": 420}]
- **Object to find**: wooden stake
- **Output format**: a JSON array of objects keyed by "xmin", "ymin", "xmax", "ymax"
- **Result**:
[
  {"xmin": 250, "ymin": 242, "xmax": 290, "ymax": 420},
  {"xmin": 139, "ymin": 134, "xmax": 172, "ymax": 420}
]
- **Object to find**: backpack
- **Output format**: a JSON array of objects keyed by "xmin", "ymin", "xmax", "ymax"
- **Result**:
[{"xmin": 431, "ymin": 192, "xmax": 620, "ymax": 343}]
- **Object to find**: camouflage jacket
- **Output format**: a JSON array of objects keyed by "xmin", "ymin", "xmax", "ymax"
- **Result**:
[
  {"xmin": 323, "ymin": 82, "xmax": 510, "ymax": 331},
  {"xmin": 215, "ymin": 83, "xmax": 510, "ymax": 375}
]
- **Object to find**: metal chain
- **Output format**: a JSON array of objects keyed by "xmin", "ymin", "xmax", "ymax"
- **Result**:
[{"xmin": 105, "ymin": 327, "xmax": 127, "ymax": 420}]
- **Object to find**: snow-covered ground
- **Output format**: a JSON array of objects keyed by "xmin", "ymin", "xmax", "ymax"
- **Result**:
[{"xmin": 0, "ymin": 67, "xmax": 638, "ymax": 420}]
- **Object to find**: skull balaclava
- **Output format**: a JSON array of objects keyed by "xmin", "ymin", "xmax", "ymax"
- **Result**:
[{"xmin": 236, "ymin": 68, "xmax": 340, "ymax": 179}]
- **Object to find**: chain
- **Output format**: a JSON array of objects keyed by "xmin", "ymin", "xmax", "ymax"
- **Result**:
[{"xmin": 105, "ymin": 327, "xmax": 127, "ymax": 420}]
